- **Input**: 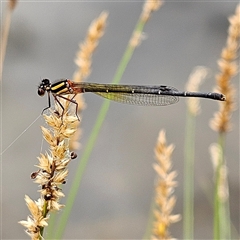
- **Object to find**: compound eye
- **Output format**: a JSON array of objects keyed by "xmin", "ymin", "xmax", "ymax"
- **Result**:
[{"xmin": 38, "ymin": 88, "xmax": 45, "ymax": 96}]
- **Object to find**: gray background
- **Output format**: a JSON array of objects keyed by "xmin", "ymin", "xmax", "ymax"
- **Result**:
[{"xmin": 1, "ymin": 1, "xmax": 239, "ymax": 239}]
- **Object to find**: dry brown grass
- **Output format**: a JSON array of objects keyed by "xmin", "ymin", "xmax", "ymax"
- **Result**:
[
  {"xmin": 152, "ymin": 130, "xmax": 181, "ymax": 240},
  {"xmin": 210, "ymin": 4, "xmax": 240, "ymax": 133},
  {"xmin": 19, "ymin": 103, "xmax": 78, "ymax": 239}
]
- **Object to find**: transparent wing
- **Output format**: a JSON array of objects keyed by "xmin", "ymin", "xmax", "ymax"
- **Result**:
[
  {"xmin": 93, "ymin": 91, "xmax": 179, "ymax": 106},
  {"xmin": 72, "ymin": 82, "xmax": 179, "ymax": 106}
]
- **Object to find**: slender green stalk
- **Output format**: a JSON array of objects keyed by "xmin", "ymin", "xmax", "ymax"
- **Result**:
[
  {"xmin": 40, "ymin": 200, "xmax": 48, "ymax": 237},
  {"xmin": 112, "ymin": 21, "xmax": 145, "ymax": 84},
  {"xmin": 183, "ymin": 110, "xmax": 196, "ymax": 239},
  {"xmin": 53, "ymin": 16, "xmax": 148, "ymax": 240},
  {"xmin": 213, "ymin": 139, "xmax": 221, "ymax": 239},
  {"xmin": 213, "ymin": 133, "xmax": 231, "ymax": 239},
  {"xmin": 45, "ymin": 211, "xmax": 57, "ymax": 239},
  {"xmin": 143, "ymin": 194, "xmax": 156, "ymax": 239}
]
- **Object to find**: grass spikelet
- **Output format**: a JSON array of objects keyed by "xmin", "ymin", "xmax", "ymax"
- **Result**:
[
  {"xmin": 73, "ymin": 11, "xmax": 108, "ymax": 83},
  {"xmin": 185, "ymin": 66, "xmax": 210, "ymax": 116},
  {"xmin": 129, "ymin": 0, "xmax": 162, "ymax": 48},
  {"xmin": 152, "ymin": 130, "xmax": 181, "ymax": 240},
  {"xmin": 141, "ymin": 0, "xmax": 163, "ymax": 22},
  {"xmin": 19, "ymin": 196, "xmax": 48, "ymax": 240},
  {"xmin": 210, "ymin": 4, "xmax": 240, "ymax": 133},
  {"xmin": 19, "ymin": 100, "xmax": 78, "ymax": 239}
]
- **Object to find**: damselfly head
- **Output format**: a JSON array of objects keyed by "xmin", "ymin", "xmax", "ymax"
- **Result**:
[{"xmin": 38, "ymin": 79, "xmax": 51, "ymax": 96}]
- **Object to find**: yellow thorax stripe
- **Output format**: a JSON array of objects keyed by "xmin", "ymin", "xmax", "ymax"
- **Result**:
[
  {"xmin": 51, "ymin": 82, "xmax": 65, "ymax": 91},
  {"xmin": 56, "ymin": 88, "xmax": 69, "ymax": 94}
]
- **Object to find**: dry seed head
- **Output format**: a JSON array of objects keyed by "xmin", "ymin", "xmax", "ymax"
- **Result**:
[
  {"xmin": 217, "ymin": 59, "xmax": 238, "ymax": 76},
  {"xmin": 24, "ymin": 195, "xmax": 43, "ymax": 220},
  {"xmin": 152, "ymin": 130, "xmax": 180, "ymax": 239},
  {"xmin": 20, "ymin": 99, "xmax": 78, "ymax": 237},
  {"xmin": 210, "ymin": 4, "xmax": 240, "ymax": 133},
  {"xmin": 41, "ymin": 126, "xmax": 55, "ymax": 146},
  {"xmin": 185, "ymin": 66, "xmax": 210, "ymax": 116},
  {"xmin": 210, "ymin": 106, "xmax": 233, "ymax": 132},
  {"xmin": 129, "ymin": 31, "xmax": 147, "ymax": 48},
  {"xmin": 36, "ymin": 153, "xmax": 53, "ymax": 173},
  {"xmin": 53, "ymin": 169, "xmax": 69, "ymax": 184},
  {"xmin": 73, "ymin": 11, "xmax": 108, "ymax": 83},
  {"xmin": 50, "ymin": 200, "xmax": 64, "ymax": 211},
  {"xmin": 51, "ymin": 143, "xmax": 67, "ymax": 159},
  {"xmin": 88, "ymin": 12, "xmax": 108, "ymax": 40},
  {"xmin": 19, "ymin": 196, "xmax": 49, "ymax": 239},
  {"xmin": 141, "ymin": 0, "xmax": 163, "ymax": 22},
  {"xmin": 43, "ymin": 113, "xmax": 63, "ymax": 129},
  {"xmin": 70, "ymin": 12, "xmax": 108, "ymax": 151}
]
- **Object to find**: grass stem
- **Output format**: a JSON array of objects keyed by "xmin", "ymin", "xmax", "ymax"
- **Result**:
[{"xmin": 183, "ymin": 111, "xmax": 195, "ymax": 239}]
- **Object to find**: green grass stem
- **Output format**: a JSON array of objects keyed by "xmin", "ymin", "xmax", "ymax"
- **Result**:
[
  {"xmin": 143, "ymin": 192, "xmax": 156, "ymax": 239},
  {"xmin": 183, "ymin": 110, "xmax": 196, "ymax": 239},
  {"xmin": 45, "ymin": 211, "xmax": 57, "ymax": 239},
  {"xmin": 213, "ymin": 133, "xmax": 231, "ymax": 239}
]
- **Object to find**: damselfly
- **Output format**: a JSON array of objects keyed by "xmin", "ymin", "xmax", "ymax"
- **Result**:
[{"xmin": 38, "ymin": 79, "xmax": 225, "ymax": 119}]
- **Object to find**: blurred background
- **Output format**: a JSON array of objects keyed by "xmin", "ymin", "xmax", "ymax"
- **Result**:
[{"xmin": 1, "ymin": 1, "xmax": 239, "ymax": 239}]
